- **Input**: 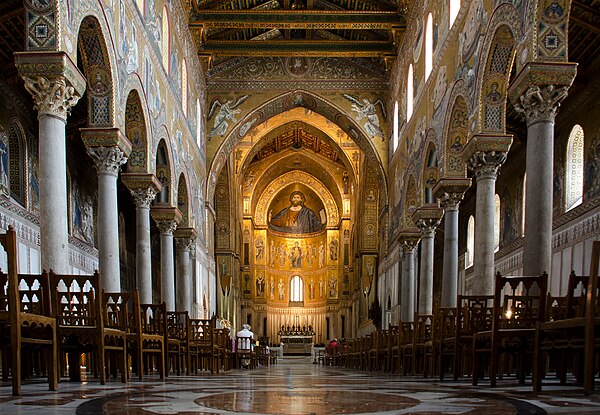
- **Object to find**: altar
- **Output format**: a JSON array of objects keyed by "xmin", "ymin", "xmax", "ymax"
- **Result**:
[{"xmin": 279, "ymin": 325, "xmax": 314, "ymax": 355}]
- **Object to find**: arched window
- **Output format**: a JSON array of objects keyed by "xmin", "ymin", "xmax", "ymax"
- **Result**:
[
  {"xmin": 196, "ymin": 99, "xmax": 202, "ymax": 146},
  {"xmin": 467, "ymin": 215, "xmax": 475, "ymax": 268},
  {"xmin": 393, "ymin": 101, "xmax": 399, "ymax": 152},
  {"xmin": 7, "ymin": 120, "xmax": 26, "ymax": 206},
  {"xmin": 425, "ymin": 13, "xmax": 433, "ymax": 81},
  {"xmin": 494, "ymin": 194, "xmax": 500, "ymax": 252},
  {"xmin": 181, "ymin": 59, "xmax": 188, "ymax": 116},
  {"xmin": 449, "ymin": 0, "xmax": 460, "ymax": 28},
  {"xmin": 290, "ymin": 276, "xmax": 303, "ymax": 302},
  {"xmin": 161, "ymin": 7, "xmax": 169, "ymax": 70},
  {"xmin": 407, "ymin": 64, "xmax": 414, "ymax": 121},
  {"xmin": 566, "ymin": 124, "xmax": 584, "ymax": 210}
]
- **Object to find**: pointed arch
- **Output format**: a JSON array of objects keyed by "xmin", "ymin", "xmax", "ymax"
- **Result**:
[
  {"xmin": 404, "ymin": 173, "xmax": 418, "ymax": 228},
  {"xmin": 207, "ymin": 90, "xmax": 387, "ymax": 205},
  {"xmin": 76, "ymin": 15, "xmax": 115, "ymax": 127},
  {"xmin": 181, "ymin": 59, "xmax": 188, "ymax": 116},
  {"xmin": 124, "ymin": 88, "xmax": 150, "ymax": 173},
  {"xmin": 442, "ymin": 80, "xmax": 469, "ymax": 178},
  {"xmin": 474, "ymin": 4, "xmax": 520, "ymax": 134},
  {"xmin": 7, "ymin": 119, "xmax": 27, "ymax": 206},
  {"xmin": 155, "ymin": 139, "xmax": 173, "ymax": 205},
  {"xmin": 290, "ymin": 275, "xmax": 304, "ymax": 302},
  {"xmin": 407, "ymin": 64, "xmax": 414, "ymax": 121},
  {"xmin": 422, "ymin": 138, "xmax": 439, "ymax": 205},
  {"xmin": 177, "ymin": 172, "xmax": 190, "ymax": 226}
]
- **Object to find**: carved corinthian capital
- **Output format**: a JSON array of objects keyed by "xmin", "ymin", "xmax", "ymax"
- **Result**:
[
  {"xmin": 87, "ymin": 146, "xmax": 128, "ymax": 176},
  {"xmin": 130, "ymin": 187, "xmax": 158, "ymax": 209},
  {"xmin": 157, "ymin": 220, "xmax": 178, "ymax": 235},
  {"xmin": 22, "ymin": 75, "xmax": 81, "ymax": 120},
  {"xmin": 513, "ymin": 84, "xmax": 569, "ymax": 125},
  {"xmin": 467, "ymin": 151, "xmax": 507, "ymax": 180}
]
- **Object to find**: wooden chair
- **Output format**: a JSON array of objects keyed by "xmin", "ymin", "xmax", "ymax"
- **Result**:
[
  {"xmin": 50, "ymin": 271, "xmax": 127, "ymax": 384},
  {"xmin": 408, "ymin": 314, "xmax": 433, "ymax": 375},
  {"xmin": 424, "ymin": 307, "xmax": 457, "ymax": 379},
  {"xmin": 533, "ymin": 241, "xmax": 600, "ymax": 394},
  {"xmin": 166, "ymin": 311, "xmax": 189, "ymax": 375},
  {"xmin": 0, "ymin": 226, "xmax": 57, "ymax": 395},
  {"xmin": 134, "ymin": 300, "xmax": 167, "ymax": 380},
  {"xmin": 189, "ymin": 318, "xmax": 220, "ymax": 373},
  {"xmin": 235, "ymin": 330, "xmax": 254, "ymax": 369},
  {"xmin": 387, "ymin": 325, "xmax": 399, "ymax": 373},
  {"xmin": 398, "ymin": 321, "xmax": 414, "ymax": 374},
  {"xmin": 215, "ymin": 327, "xmax": 232, "ymax": 371},
  {"xmin": 472, "ymin": 272, "xmax": 548, "ymax": 386},
  {"xmin": 453, "ymin": 295, "xmax": 494, "ymax": 380}
]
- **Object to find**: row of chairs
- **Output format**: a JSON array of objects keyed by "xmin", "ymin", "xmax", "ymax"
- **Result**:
[
  {"xmin": 0, "ymin": 226, "xmax": 233, "ymax": 396},
  {"xmin": 333, "ymin": 241, "xmax": 599, "ymax": 394}
]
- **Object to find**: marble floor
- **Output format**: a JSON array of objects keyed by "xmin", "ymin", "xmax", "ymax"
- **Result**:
[{"xmin": 1, "ymin": 357, "xmax": 599, "ymax": 414}]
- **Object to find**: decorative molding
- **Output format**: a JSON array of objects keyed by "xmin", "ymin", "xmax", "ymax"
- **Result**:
[
  {"xmin": 130, "ymin": 188, "xmax": 158, "ymax": 209},
  {"xmin": 87, "ymin": 146, "xmax": 128, "ymax": 177},
  {"xmin": 14, "ymin": 51, "xmax": 86, "ymax": 121}
]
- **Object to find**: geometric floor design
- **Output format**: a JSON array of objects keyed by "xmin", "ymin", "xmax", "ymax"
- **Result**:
[{"xmin": 1, "ymin": 357, "xmax": 599, "ymax": 414}]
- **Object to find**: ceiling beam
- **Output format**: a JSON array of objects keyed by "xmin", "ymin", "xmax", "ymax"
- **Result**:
[
  {"xmin": 199, "ymin": 39, "xmax": 396, "ymax": 57},
  {"xmin": 190, "ymin": 10, "xmax": 405, "ymax": 30}
]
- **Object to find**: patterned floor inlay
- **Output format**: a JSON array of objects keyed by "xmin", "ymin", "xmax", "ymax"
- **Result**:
[{"xmin": 0, "ymin": 358, "xmax": 599, "ymax": 414}]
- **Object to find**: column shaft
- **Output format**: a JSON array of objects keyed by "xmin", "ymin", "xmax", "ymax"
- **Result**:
[
  {"xmin": 474, "ymin": 175, "xmax": 496, "ymax": 295},
  {"xmin": 402, "ymin": 249, "xmax": 415, "ymax": 322},
  {"xmin": 176, "ymin": 241, "xmax": 191, "ymax": 313},
  {"xmin": 158, "ymin": 222, "xmax": 177, "ymax": 311},
  {"xmin": 441, "ymin": 207, "xmax": 459, "ymax": 307},
  {"xmin": 39, "ymin": 115, "xmax": 69, "ymax": 273},
  {"xmin": 524, "ymin": 120, "xmax": 554, "ymax": 275},
  {"xmin": 97, "ymin": 171, "xmax": 121, "ymax": 291},
  {"xmin": 418, "ymin": 234, "xmax": 434, "ymax": 315},
  {"xmin": 136, "ymin": 205, "xmax": 152, "ymax": 303}
]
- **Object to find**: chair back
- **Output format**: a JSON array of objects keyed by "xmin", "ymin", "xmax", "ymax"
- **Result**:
[
  {"xmin": 50, "ymin": 270, "xmax": 102, "ymax": 328},
  {"xmin": 493, "ymin": 271, "xmax": 548, "ymax": 331},
  {"xmin": 167, "ymin": 311, "xmax": 189, "ymax": 342},
  {"xmin": 102, "ymin": 291, "xmax": 136, "ymax": 332},
  {"xmin": 139, "ymin": 301, "xmax": 167, "ymax": 336},
  {"xmin": 456, "ymin": 295, "xmax": 494, "ymax": 337}
]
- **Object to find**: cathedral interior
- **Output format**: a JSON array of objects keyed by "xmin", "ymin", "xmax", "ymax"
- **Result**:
[{"xmin": 0, "ymin": 0, "xmax": 599, "ymax": 413}]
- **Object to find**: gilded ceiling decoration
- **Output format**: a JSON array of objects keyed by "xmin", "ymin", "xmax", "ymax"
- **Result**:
[{"xmin": 187, "ymin": 0, "xmax": 410, "ymax": 75}]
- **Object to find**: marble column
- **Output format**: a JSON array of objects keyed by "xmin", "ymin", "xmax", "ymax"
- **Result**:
[
  {"xmin": 151, "ymin": 206, "xmax": 182, "ymax": 311},
  {"xmin": 463, "ymin": 135, "xmax": 512, "ymax": 294},
  {"xmin": 122, "ymin": 174, "xmax": 162, "ymax": 304},
  {"xmin": 467, "ymin": 152, "xmax": 506, "ymax": 294},
  {"xmin": 413, "ymin": 207, "xmax": 443, "ymax": 316},
  {"xmin": 434, "ymin": 178, "xmax": 471, "ymax": 307},
  {"xmin": 399, "ymin": 230, "xmax": 420, "ymax": 322},
  {"xmin": 175, "ymin": 227, "xmax": 197, "ymax": 314},
  {"xmin": 15, "ymin": 52, "xmax": 86, "ymax": 273},
  {"xmin": 87, "ymin": 147, "xmax": 128, "ymax": 291},
  {"xmin": 509, "ymin": 63, "xmax": 577, "ymax": 276},
  {"xmin": 81, "ymin": 129, "xmax": 131, "ymax": 292}
]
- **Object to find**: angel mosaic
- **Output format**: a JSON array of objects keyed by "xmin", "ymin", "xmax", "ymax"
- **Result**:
[
  {"xmin": 343, "ymin": 94, "xmax": 386, "ymax": 139},
  {"xmin": 208, "ymin": 95, "xmax": 249, "ymax": 139}
]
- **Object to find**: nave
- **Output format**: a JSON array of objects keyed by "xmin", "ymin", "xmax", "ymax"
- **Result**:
[{"xmin": 0, "ymin": 358, "xmax": 599, "ymax": 415}]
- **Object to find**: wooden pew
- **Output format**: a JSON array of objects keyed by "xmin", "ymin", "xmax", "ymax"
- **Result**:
[
  {"xmin": 0, "ymin": 225, "xmax": 57, "ymax": 395},
  {"xmin": 533, "ymin": 241, "xmax": 600, "ymax": 394},
  {"xmin": 472, "ymin": 272, "xmax": 548, "ymax": 386},
  {"xmin": 50, "ymin": 271, "xmax": 128, "ymax": 384}
]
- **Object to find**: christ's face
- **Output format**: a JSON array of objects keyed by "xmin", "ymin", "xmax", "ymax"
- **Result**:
[{"xmin": 290, "ymin": 194, "xmax": 303, "ymax": 206}]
